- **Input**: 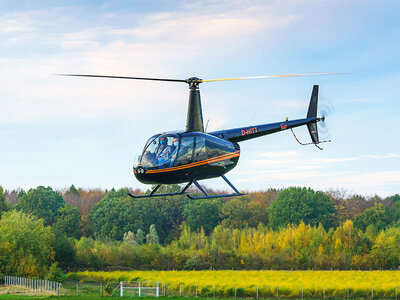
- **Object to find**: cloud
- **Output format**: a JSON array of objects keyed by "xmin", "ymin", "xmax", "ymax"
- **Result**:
[
  {"xmin": 361, "ymin": 153, "xmax": 400, "ymax": 159},
  {"xmin": 113, "ymin": 12, "xmax": 294, "ymax": 43},
  {"xmin": 310, "ymin": 170, "xmax": 400, "ymax": 197},
  {"xmin": 230, "ymin": 149, "xmax": 400, "ymax": 196},
  {"xmin": 0, "ymin": 2, "xmax": 301, "ymax": 125},
  {"xmin": 0, "ymin": 14, "xmax": 36, "ymax": 33}
]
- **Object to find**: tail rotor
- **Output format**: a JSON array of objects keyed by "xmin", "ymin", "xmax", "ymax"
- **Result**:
[
  {"xmin": 291, "ymin": 85, "xmax": 332, "ymax": 150},
  {"xmin": 318, "ymin": 98, "xmax": 334, "ymax": 140}
]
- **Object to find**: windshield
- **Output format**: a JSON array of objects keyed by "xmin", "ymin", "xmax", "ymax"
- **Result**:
[
  {"xmin": 134, "ymin": 134, "xmax": 160, "ymax": 168},
  {"xmin": 140, "ymin": 134, "xmax": 179, "ymax": 169}
]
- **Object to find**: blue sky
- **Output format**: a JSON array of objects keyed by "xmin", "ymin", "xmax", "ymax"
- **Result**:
[{"xmin": 0, "ymin": 0, "xmax": 399, "ymax": 197}]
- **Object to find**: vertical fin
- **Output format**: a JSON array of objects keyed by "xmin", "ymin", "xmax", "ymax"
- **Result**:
[
  {"xmin": 307, "ymin": 85, "xmax": 319, "ymax": 143},
  {"xmin": 307, "ymin": 85, "xmax": 318, "ymax": 118}
]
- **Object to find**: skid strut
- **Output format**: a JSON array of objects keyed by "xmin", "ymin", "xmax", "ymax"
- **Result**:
[
  {"xmin": 128, "ymin": 176, "xmax": 244, "ymax": 199},
  {"xmin": 187, "ymin": 175, "xmax": 245, "ymax": 199}
]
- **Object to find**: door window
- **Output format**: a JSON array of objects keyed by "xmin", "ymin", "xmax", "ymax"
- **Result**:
[
  {"xmin": 174, "ymin": 136, "xmax": 194, "ymax": 166},
  {"xmin": 194, "ymin": 136, "xmax": 206, "ymax": 161}
]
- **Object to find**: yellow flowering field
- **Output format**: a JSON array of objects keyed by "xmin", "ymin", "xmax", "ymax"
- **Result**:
[{"xmin": 68, "ymin": 270, "xmax": 400, "ymax": 298}]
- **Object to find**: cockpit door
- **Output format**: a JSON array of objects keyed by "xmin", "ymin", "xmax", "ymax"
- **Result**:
[{"xmin": 174, "ymin": 136, "xmax": 195, "ymax": 166}]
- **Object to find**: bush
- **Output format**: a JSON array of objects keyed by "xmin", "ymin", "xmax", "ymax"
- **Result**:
[
  {"xmin": 184, "ymin": 255, "xmax": 209, "ymax": 270},
  {"xmin": 46, "ymin": 262, "xmax": 64, "ymax": 282},
  {"xmin": 104, "ymin": 281, "xmax": 114, "ymax": 296}
]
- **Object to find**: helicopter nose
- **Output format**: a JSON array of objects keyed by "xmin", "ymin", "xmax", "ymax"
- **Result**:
[{"xmin": 136, "ymin": 167, "xmax": 146, "ymax": 174}]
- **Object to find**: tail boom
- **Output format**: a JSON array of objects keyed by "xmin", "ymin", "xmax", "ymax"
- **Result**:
[
  {"xmin": 209, "ymin": 85, "xmax": 326, "ymax": 146},
  {"xmin": 209, "ymin": 117, "xmax": 318, "ymax": 143}
]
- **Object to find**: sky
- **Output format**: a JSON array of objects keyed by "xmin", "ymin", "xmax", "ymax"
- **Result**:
[{"xmin": 0, "ymin": 0, "xmax": 399, "ymax": 197}]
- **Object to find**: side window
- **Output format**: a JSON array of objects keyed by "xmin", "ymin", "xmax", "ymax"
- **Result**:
[
  {"xmin": 194, "ymin": 136, "xmax": 206, "ymax": 162},
  {"xmin": 206, "ymin": 138, "xmax": 222, "ymax": 158},
  {"xmin": 206, "ymin": 136, "xmax": 235, "ymax": 158},
  {"xmin": 174, "ymin": 137, "xmax": 194, "ymax": 166}
]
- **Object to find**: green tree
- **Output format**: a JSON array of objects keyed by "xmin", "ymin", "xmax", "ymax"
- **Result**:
[
  {"xmin": 88, "ymin": 189, "xmax": 134, "ymax": 240},
  {"xmin": 146, "ymin": 224, "xmax": 160, "ymax": 244},
  {"xmin": 183, "ymin": 199, "xmax": 222, "ymax": 234},
  {"xmin": 52, "ymin": 230, "xmax": 76, "ymax": 269},
  {"xmin": 89, "ymin": 185, "xmax": 186, "ymax": 243},
  {"xmin": 389, "ymin": 200, "xmax": 400, "ymax": 227},
  {"xmin": 268, "ymin": 187, "xmax": 337, "ymax": 229},
  {"xmin": 246, "ymin": 201, "xmax": 269, "ymax": 227},
  {"xmin": 0, "ymin": 186, "xmax": 9, "ymax": 215},
  {"xmin": 132, "ymin": 191, "xmax": 187, "ymax": 244},
  {"xmin": 388, "ymin": 194, "xmax": 400, "ymax": 203},
  {"xmin": 220, "ymin": 198, "xmax": 251, "ymax": 228},
  {"xmin": 0, "ymin": 211, "xmax": 55, "ymax": 277},
  {"xmin": 46, "ymin": 262, "xmax": 64, "ymax": 282},
  {"xmin": 17, "ymin": 186, "xmax": 65, "ymax": 225},
  {"xmin": 136, "ymin": 229, "xmax": 145, "ymax": 245},
  {"xmin": 123, "ymin": 231, "xmax": 137, "ymax": 245},
  {"xmin": 354, "ymin": 203, "xmax": 390, "ymax": 232},
  {"xmin": 66, "ymin": 184, "xmax": 79, "ymax": 196},
  {"xmin": 53, "ymin": 205, "xmax": 81, "ymax": 238}
]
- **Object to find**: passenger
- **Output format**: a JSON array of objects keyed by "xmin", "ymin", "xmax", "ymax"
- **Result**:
[{"xmin": 169, "ymin": 137, "xmax": 179, "ymax": 161}]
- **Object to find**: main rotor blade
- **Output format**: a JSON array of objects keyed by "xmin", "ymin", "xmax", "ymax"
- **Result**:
[
  {"xmin": 200, "ymin": 72, "xmax": 347, "ymax": 83},
  {"xmin": 56, "ymin": 74, "xmax": 187, "ymax": 83}
]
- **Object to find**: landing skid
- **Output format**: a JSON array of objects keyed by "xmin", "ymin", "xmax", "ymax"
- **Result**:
[
  {"xmin": 128, "ymin": 181, "xmax": 193, "ymax": 198},
  {"xmin": 128, "ymin": 175, "xmax": 245, "ymax": 199}
]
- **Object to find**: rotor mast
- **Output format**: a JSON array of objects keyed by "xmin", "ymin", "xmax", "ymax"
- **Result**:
[{"xmin": 186, "ymin": 77, "xmax": 204, "ymax": 132}]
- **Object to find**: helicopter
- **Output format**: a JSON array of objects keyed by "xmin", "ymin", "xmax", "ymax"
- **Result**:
[{"xmin": 59, "ymin": 73, "xmax": 338, "ymax": 199}]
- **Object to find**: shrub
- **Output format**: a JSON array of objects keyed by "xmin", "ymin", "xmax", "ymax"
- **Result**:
[
  {"xmin": 104, "ymin": 281, "xmax": 114, "ymax": 296},
  {"xmin": 46, "ymin": 262, "xmax": 64, "ymax": 282}
]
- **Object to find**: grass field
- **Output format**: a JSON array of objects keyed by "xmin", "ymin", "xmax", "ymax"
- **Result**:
[
  {"xmin": 68, "ymin": 270, "xmax": 400, "ymax": 298},
  {"xmin": 0, "ymin": 286, "xmax": 57, "ymax": 297}
]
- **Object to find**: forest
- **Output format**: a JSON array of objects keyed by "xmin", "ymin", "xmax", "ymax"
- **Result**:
[{"xmin": 0, "ymin": 184, "xmax": 400, "ymax": 281}]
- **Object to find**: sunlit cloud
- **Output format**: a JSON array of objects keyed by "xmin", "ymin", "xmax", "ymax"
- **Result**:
[{"xmin": 0, "ymin": 3, "xmax": 300, "ymax": 125}]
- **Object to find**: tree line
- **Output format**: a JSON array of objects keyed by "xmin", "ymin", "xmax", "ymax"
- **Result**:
[{"xmin": 0, "ymin": 185, "xmax": 399, "ymax": 279}]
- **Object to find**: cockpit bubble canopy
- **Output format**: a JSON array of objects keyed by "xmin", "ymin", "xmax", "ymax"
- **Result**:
[{"xmin": 135, "ymin": 133, "xmax": 180, "ymax": 169}]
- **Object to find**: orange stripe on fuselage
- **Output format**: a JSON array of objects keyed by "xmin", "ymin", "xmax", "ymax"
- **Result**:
[{"xmin": 143, "ymin": 150, "xmax": 240, "ymax": 174}]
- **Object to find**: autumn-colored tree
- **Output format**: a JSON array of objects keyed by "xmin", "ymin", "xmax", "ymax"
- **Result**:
[
  {"xmin": 0, "ymin": 211, "xmax": 55, "ymax": 277},
  {"xmin": 371, "ymin": 231, "xmax": 398, "ymax": 269}
]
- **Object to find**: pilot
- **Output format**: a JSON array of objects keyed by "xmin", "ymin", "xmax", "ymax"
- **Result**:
[{"xmin": 155, "ymin": 137, "xmax": 168, "ymax": 157}]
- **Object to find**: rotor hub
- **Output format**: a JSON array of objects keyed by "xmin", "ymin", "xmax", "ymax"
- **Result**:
[{"xmin": 186, "ymin": 77, "xmax": 202, "ymax": 90}]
